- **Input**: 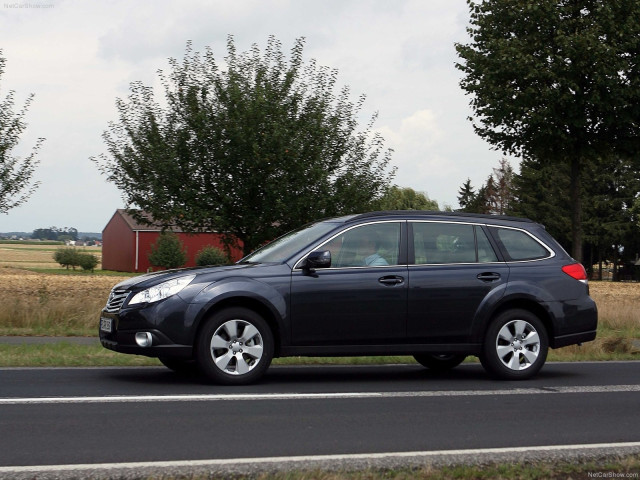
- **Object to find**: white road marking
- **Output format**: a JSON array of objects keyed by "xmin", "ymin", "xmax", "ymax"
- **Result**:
[
  {"xmin": 0, "ymin": 384, "xmax": 639, "ymax": 405},
  {"xmin": 1, "ymin": 442, "xmax": 640, "ymax": 474}
]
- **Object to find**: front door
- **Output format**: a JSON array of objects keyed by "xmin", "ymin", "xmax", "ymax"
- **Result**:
[{"xmin": 290, "ymin": 221, "xmax": 407, "ymax": 345}]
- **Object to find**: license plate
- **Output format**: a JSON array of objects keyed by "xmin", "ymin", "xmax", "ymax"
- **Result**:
[{"xmin": 100, "ymin": 317, "xmax": 112, "ymax": 333}]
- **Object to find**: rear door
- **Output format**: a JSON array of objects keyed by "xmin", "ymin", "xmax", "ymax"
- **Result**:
[{"xmin": 407, "ymin": 221, "xmax": 509, "ymax": 342}]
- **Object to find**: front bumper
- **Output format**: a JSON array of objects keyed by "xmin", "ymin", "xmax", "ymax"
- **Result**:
[{"xmin": 100, "ymin": 328, "xmax": 193, "ymax": 358}]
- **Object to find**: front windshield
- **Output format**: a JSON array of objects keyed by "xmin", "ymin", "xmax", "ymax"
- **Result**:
[{"xmin": 241, "ymin": 221, "xmax": 338, "ymax": 264}]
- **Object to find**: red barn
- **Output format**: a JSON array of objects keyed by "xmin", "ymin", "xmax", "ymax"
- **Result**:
[{"xmin": 101, "ymin": 209, "xmax": 243, "ymax": 273}]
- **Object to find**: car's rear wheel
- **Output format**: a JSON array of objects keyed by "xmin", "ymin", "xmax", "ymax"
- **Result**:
[
  {"xmin": 414, "ymin": 354, "xmax": 466, "ymax": 371},
  {"xmin": 196, "ymin": 307, "xmax": 273, "ymax": 385},
  {"xmin": 480, "ymin": 309, "xmax": 548, "ymax": 380}
]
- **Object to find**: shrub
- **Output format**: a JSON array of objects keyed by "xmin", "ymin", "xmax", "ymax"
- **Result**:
[
  {"xmin": 195, "ymin": 246, "xmax": 230, "ymax": 266},
  {"xmin": 53, "ymin": 247, "xmax": 81, "ymax": 269},
  {"xmin": 148, "ymin": 232, "xmax": 187, "ymax": 269},
  {"xmin": 77, "ymin": 253, "xmax": 99, "ymax": 272}
]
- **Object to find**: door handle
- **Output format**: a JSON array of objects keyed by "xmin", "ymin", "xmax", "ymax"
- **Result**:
[
  {"xmin": 477, "ymin": 272, "xmax": 501, "ymax": 282},
  {"xmin": 378, "ymin": 275, "xmax": 405, "ymax": 286}
]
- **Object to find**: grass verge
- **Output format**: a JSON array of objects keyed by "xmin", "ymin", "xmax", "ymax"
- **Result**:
[
  {"xmin": 99, "ymin": 455, "xmax": 640, "ymax": 479},
  {"xmin": 0, "ymin": 342, "xmax": 637, "ymax": 368}
]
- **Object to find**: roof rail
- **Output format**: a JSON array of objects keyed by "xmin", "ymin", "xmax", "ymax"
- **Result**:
[{"xmin": 347, "ymin": 210, "xmax": 534, "ymax": 223}]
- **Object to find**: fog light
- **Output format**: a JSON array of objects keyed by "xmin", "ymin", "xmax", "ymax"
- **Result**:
[{"xmin": 135, "ymin": 332, "xmax": 153, "ymax": 347}]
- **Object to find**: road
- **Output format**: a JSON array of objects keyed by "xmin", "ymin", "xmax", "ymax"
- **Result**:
[{"xmin": 1, "ymin": 361, "xmax": 639, "ymax": 478}]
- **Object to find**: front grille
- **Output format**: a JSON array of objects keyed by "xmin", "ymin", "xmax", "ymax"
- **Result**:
[{"xmin": 104, "ymin": 289, "xmax": 130, "ymax": 313}]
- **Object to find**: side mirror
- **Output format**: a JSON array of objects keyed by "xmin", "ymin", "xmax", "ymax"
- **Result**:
[{"xmin": 304, "ymin": 250, "xmax": 331, "ymax": 270}]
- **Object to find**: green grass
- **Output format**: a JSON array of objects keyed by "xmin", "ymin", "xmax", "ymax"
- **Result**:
[
  {"xmin": 0, "ymin": 240, "xmax": 63, "ymax": 245},
  {"xmin": 0, "ymin": 343, "xmax": 161, "ymax": 367},
  {"xmin": 0, "ymin": 342, "xmax": 637, "ymax": 368},
  {"xmin": 126, "ymin": 455, "xmax": 640, "ymax": 479}
]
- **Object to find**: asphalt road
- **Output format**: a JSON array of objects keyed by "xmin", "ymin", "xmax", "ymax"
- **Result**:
[{"xmin": 1, "ymin": 361, "xmax": 639, "ymax": 478}]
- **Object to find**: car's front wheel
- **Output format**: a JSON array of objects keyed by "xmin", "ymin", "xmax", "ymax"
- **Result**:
[
  {"xmin": 414, "ymin": 354, "xmax": 466, "ymax": 371},
  {"xmin": 480, "ymin": 309, "xmax": 548, "ymax": 380},
  {"xmin": 196, "ymin": 307, "xmax": 274, "ymax": 385}
]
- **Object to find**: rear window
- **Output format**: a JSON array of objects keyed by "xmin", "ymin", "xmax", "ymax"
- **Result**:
[{"xmin": 490, "ymin": 227, "xmax": 551, "ymax": 261}]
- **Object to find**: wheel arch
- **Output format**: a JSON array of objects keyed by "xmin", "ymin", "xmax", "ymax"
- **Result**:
[
  {"xmin": 474, "ymin": 297, "xmax": 555, "ymax": 345},
  {"xmin": 192, "ymin": 296, "xmax": 283, "ymax": 358}
]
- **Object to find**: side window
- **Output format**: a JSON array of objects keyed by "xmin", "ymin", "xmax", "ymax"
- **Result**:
[
  {"xmin": 491, "ymin": 227, "xmax": 550, "ymax": 261},
  {"xmin": 316, "ymin": 222, "xmax": 401, "ymax": 267},
  {"xmin": 477, "ymin": 227, "xmax": 499, "ymax": 263},
  {"xmin": 412, "ymin": 223, "xmax": 476, "ymax": 264}
]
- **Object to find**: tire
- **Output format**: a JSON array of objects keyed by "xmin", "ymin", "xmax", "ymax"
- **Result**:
[
  {"xmin": 480, "ymin": 309, "xmax": 548, "ymax": 380},
  {"xmin": 414, "ymin": 354, "xmax": 466, "ymax": 371},
  {"xmin": 196, "ymin": 307, "xmax": 274, "ymax": 385},
  {"xmin": 158, "ymin": 356, "xmax": 199, "ymax": 375}
]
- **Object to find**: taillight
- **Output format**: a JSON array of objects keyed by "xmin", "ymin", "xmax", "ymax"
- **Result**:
[{"xmin": 562, "ymin": 263, "xmax": 588, "ymax": 283}]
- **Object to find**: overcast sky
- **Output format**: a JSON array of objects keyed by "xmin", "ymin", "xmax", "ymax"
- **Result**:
[{"xmin": 0, "ymin": 0, "xmax": 513, "ymax": 233}]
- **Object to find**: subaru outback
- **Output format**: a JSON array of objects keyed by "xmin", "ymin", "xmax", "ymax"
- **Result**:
[{"xmin": 99, "ymin": 211, "xmax": 597, "ymax": 384}]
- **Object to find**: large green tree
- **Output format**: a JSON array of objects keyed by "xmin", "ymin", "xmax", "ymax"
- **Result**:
[
  {"xmin": 93, "ymin": 36, "xmax": 395, "ymax": 255},
  {"xmin": 0, "ymin": 51, "xmax": 43, "ymax": 214},
  {"xmin": 456, "ymin": 0, "xmax": 640, "ymax": 262},
  {"xmin": 376, "ymin": 186, "xmax": 439, "ymax": 211}
]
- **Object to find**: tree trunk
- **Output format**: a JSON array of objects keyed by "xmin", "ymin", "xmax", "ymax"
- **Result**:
[{"xmin": 569, "ymin": 157, "xmax": 583, "ymax": 263}]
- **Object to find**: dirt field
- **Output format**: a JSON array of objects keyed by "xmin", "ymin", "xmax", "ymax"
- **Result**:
[{"xmin": 0, "ymin": 243, "xmax": 102, "ymax": 270}]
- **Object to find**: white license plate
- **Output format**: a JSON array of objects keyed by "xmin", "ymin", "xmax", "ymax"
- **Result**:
[{"xmin": 100, "ymin": 317, "xmax": 113, "ymax": 333}]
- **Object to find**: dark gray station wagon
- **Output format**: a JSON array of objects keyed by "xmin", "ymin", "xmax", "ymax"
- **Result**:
[{"xmin": 100, "ymin": 211, "xmax": 597, "ymax": 384}]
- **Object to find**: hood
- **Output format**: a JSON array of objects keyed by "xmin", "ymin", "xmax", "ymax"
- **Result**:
[{"xmin": 112, "ymin": 263, "xmax": 260, "ymax": 290}]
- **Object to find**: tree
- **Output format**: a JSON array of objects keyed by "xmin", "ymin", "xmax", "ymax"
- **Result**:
[
  {"xmin": 457, "ymin": 179, "xmax": 476, "ymax": 212},
  {"xmin": 456, "ymin": 0, "xmax": 640, "ymax": 262},
  {"xmin": 195, "ymin": 245, "xmax": 230, "ymax": 266},
  {"xmin": 376, "ymin": 186, "xmax": 438, "ymax": 211},
  {"xmin": 93, "ymin": 36, "xmax": 395, "ymax": 256},
  {"xmin": 77, "ymin": 253, "xmax": 99, "ymax": 272},
  {"xmin": 0, "ymin": 50, "xmax": 44, "ymax": 214},
  {"xmin": 148, "ymin": 232, "xmax": 187, "ymax": 269},
  {"xmin": 456, "ymin": 158, "xmax": 515, "ymax": 214},
  {"xmin": 491, "ymin": 158, "xmax": 515, "ymax": 215},
  {"xmin": 53, "ymin": 247, "xmax": 81, "ymax": 270}
]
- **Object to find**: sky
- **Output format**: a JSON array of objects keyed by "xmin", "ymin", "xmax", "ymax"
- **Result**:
[{"xmin": 0, "ymin": 0, "xmax": 512, "ymax": 233}]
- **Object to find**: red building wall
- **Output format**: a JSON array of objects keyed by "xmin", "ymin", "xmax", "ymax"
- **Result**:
[
  {"xmin": 101, "ymin": 212, "xmax": 135, "ymax": 272},
  {"xmin": 135, "ymin": 231, "xmax": 243, "ymax": 273},
  {"xmin": 102, "ymin": 210, "xmax": 244, "ymax": 273}
]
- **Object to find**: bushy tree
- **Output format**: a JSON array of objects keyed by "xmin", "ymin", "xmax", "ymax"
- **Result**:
[
  {"xmin": 456, "ymin": 0, "xmax": 640, "ymax": 261},
  {"xmin": 53, "ymin": 247, "xmax": 81, "ymax": 270},
  {"xmin": 93, "ymin": 36, "xmax": 395, "ymax": 256},
  {"xmin": 376, "ymin": 186, "xmax": 438, "ymax": 211},
  {"xmin": 77, "ymin": 253, "xmax": 99, "ymax": 272},
  {"xmin": 0, "ymin": 51, "xmax": 44, "ymax": 214},
  {"xmin": 148, "ymin": 232, "xmax": 187, "ymax": 269},
  {"xmin": 195, "ymin": 245, "xmax": 230, "ymax": 266}
]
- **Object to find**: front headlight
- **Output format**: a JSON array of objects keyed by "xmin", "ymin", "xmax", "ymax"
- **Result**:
[{"xmin": 128, "ymin": 274, "xmax": 196, "ymax": 306}]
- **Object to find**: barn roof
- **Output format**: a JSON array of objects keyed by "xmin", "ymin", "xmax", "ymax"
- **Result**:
[{"xmin": 112, "ymin": 209, "xmax": 197, "ymax": 233}]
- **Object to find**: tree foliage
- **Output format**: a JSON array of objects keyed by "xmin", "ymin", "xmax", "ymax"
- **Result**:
[
  {"xmin": 52, "ymin": 247, "xmax": 98, "ymax": 271},
  {"xmin": 456, "ymin": 0, "xmax": 640, "ymax": 261},
  {"xmin": 376, "ymin": 186, "xmax": 438, "ymax": 211},
  {"xmin": 457, "ymin": 158, "xmax": 515, "ymax": 215},
  {"xmin": 32, "ymin": 226, "xmax": 78, "ymax": 241},
  {"xmin": 195, "ymin": 245, "xmax": 230, "ymax": 266},
  {"xmin": 148, "ymin": 232, "xmax": 188, "ymax": 269},
  {"xmin": 94, "ymin": 36, "xmax": 395, "ymax": 255},
  {"xmin": 0, "ymin": 50, "xmax": 44, "ymax": 214}
]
